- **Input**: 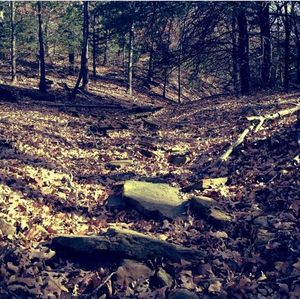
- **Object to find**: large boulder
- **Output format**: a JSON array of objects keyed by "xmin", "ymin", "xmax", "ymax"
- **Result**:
[
  {"xmin": 51, "ymin": 227, "xmax": 204, "ymax": 262},
  {"xmin": 123, "ymin": 180, "xmax": 187, "ymax": 219}
]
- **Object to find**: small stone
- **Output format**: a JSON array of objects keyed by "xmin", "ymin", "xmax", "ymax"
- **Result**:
[
  {"xmin": 105, "ymin": 195, "xmax": 126, "ymax": 209},
  {"xmin": 255, "ymin": 229, "xmax": 275, "ymax": 246},
  {"xmin": 209, "ymin": 230, "xmax": 228, "ymax": 239},
  {"xmin": 107, "ymin": 159, "xmax": 133, "ymax": 170},
  {"xmin": 202, "ymin": 177, "xmax": 228, "ymax": 189},
  {"xmin": 115, "ymin": 259, "xmax": 153, "ymax": 287},
  {"xmin": 155, "ymin": 268, "xmax": 173, "ymax": 287},
  {"xmin": 210, "ymin": 208, "xmax": 232, "ymax": 222},
  {"xmin": 139, "ymin": 148, "xmax": 156, "ymax": 158},
  {"xmin": 168, "ymin": 289, "xmax": 199, "ymax": 299},
  {"xmin": 253, "ymin": 216, "xmax": 270, "ymax": 228},
  {"xmin": 169, "ymin": 155, "xmax": 188, "ymax": 165}
]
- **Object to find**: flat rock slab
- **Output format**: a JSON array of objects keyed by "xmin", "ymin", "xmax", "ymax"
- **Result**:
[
  {"xmin": 51, "ymin": 227, "xmax": 204, "ymax": 262},
  {"xmin": 123, "ymin": 180, "xmax": 187, "ymax": 219}
]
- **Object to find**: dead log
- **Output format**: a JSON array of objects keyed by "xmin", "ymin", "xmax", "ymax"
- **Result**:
[
  {"xmin": 220, "ymin": 104, "xmax": 300, "ymax": 162},
  {"xmin": 51, "ymin": 227, "xmax": 204, "ymax": 262}
]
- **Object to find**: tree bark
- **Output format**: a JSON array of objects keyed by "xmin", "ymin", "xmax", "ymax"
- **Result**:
[
  {"xmin": 178, "ymin": 48, "xmax": 181, "ymax": 104},
  {"xmin": 103, "ymin": 29, "xmax": 108, "ymax": 66},
  {"xmin": 292, "ymin": 3, "xmax": 300, "ymax": 84},
  {"xmin": 163, "ymin": 68, "xmax": 168, "ymax": 99},
  {"xmin": 237, "ymin": 5, "xmax": 250, "ymax": 95},
  {"xmin": 37, "ymin": 1, "xmax": 46, "ymax": 93},
  {"xmin": 283, "ymin": 2, "xmax": 290, "ymax": 92},
  {"xmin": 259, "ymin": 2, "xmax": 271, "ymax": 87},
  {"xmin": 10, "ymin": 1, "xmax": 16, "ymax": 83},
  {"xmin": 147, "ymin": 2, "xmax": 157, "ymax": 84},
  {"xmin": 92, "ymin": 12, "xmax": 97, "ymax": 77},
  {"xmin": 72, "ymin": 1, "xmax": 89, "ymax": 96},
  {"xmin": 231, "ymin": 9, "xmax": 239, "ymax": 96},
  {"xmin": 127, "ymin": 21, "xmax": 134, "ymax": 96}
]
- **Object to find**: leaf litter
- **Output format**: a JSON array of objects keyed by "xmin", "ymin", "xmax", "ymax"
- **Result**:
[{"xmin": 0, "ymin": 89, "xmax": 299, "ymax": 298}]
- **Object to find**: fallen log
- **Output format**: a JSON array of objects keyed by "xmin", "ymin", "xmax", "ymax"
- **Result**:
[
  {"xmin": 51, "ymin": 227, "xmax": 204, "ymax": 262},
  {"xmin": 220, "ymin": 104, "xmax": 300, "ymax": 162}
]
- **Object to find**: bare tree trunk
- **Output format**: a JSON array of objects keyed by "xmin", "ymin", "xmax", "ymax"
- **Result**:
[
  {"xmin": 163, "ymin": 68, "xmax": 168, "ymax": 99},
  {"xmin": 147, "ymin": 43, "xmax": 154, "ymax": 83},
  {"xmin": 231, "ymin": 10, "xmax": 239, "ymax": 96},
  {"xmin": 122, "ymin": 38, "xmax": 126, "ymax": 70},
  {"xmin": 127, "ymin": 21, "xmax": 134, "ymax": 96},
  {"xmin": 147, "ymin": 2, "xmax": 157, "ymax": 84},
  {"xmin": 283, "ymin": 2, "xmax": 290, "ymax": 92},
  {"xmin": 10, "ymin": 1, "xmax": 16, "ymax": 83},
  {"xmin": 92, "ymin": 12, "xmax": 97, "ymax": 77},
  {"xmin": 37, "ymin": 1, "xmax": 46, "ymax": 93},
  {"xmin": 237, "ymin": 5, "xmax": 250, "ymax": 95},
  {"xmin": 72, "ymin": 1, "xmax": 89, "ymax": 96},
  {"xmin": 259, "ymin": 2, "xmax": 271, "ymax": 87},
  {"xmin": 103, "ymin": 29, "xmax": 108, "ymax": 66},
  {"xmin": 292, "ymin": 3, "xmax": 300, "ymax": 84},
  {"xmin": 178, "ymin": 44, "xmax": 182, "ymax": 104}
]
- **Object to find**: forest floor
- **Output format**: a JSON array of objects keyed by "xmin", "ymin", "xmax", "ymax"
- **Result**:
[{"xmin": 0, "ymin": 61, "xmax": 299, "ymax": 298}]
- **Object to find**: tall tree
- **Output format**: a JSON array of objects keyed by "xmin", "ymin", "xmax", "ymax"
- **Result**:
[
  {"xmin": 293, "ymin": 3, "xmax": 300, "ymax": 84},
  {"xmin": 37, "ymin": 1, "xmax": 46, "ymax": 93},
  {"xmin": 92, "ymin": 10, "xmax": 97, "ymax": 77},
  {"xmin": 72, "ymin": 1, "xmax": 89, "ymax": 95},
  {"xmin": 283, "ymin": 2, "xmax": 290, "ymax": 92},
  {"xmin": 10, "ymin": 1, "xmax": 16, "ymax": 83},
  {"xmin": 231, "ymin": 7, "xmax": 239, "ymax": 96},
  {"xmin": 237, "ymin": 4, "xmax": 250, "ymax": 94},
  {"xmin": 259, "ymin": 2, "xmax": 271, "ymax": 87},
  {"xmin": 127, "ymin": 18, "xmax": 134, "ymax": 96}
]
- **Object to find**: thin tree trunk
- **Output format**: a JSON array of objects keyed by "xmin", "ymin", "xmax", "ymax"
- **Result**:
[
  {"xmin": 147, "ymin": 2, "xmax": 157, "ymax": 84},
  {"xmin": 10, "ymin": 1, "xmax": 16, "ymax": 83},
  {"xmin": 103, "ymin": 29, "xmax": 108, "ymax": 66},
  {"xmin": 284, "ymin": 2, "xmax": 290, "ymax": 92},
  {"xmin": 163, "ymin": 68, "xmax": 168, "ymax": 98},
  {"xmin": 259, "ymin": 2, "xmax": 271, "ymax": 87},
  {"xmin": 178, "ymin": 52, "xmax": 181, "ymax": 103},
  {"xmin": 147, "ymin": 44, "xmax": 154, "ymax": 83},
  {"xmin": 231, "ymin": 10, "xmax": 239, "ymax": 96},
  {"xmin": 293, "ymin": 3, "xmax": 300, "ymax": 84},
  {"xmin": 122, "ymin": 40, "xmax": 126, "ymax": 70},
  {"xmin": 37, "ymin": 1, "xmax": 46, "ymax": 93},
  {"xmin": 237, "ymin": 5, "xmax": 250, "ymax": 95},
  {"xmin": 92, "ymin": 12, "xmax": 96, "ymax": 77},
  {"xmin": 72, "ymin": 1, "xmax": 89, "ymax": 96},
  {"xmin": 127, "ymin": 21, "xmax": 134, "ymax": 96}
]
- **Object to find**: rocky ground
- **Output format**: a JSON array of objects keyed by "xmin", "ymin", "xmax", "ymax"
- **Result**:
[{"xmin": 0, "ymin": 68, "xmax": 299, "ymax": 298}]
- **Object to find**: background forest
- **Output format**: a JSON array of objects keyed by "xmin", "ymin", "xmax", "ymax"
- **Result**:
[
  {"xmin": 0, "ymin": 1, "xmax": 300, "ymax": 98},
  {"xmin": 0, "ymin": 1, "xmax": 299, "ymax": 299}
]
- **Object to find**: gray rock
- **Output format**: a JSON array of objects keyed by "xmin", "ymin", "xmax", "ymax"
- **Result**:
[
  {"xmin": 168, "ymin": 289, "xmax": 199, "ymax": 299},
  {"xmin": 190, "ymin": 196, "xmax": 232, "ymax": 223},
  {"xmin": 169, "ymin": 155, "xmax": 188, "ymax": 165},
  {"xmin": 107, "ymin": 159, "xmax": 133, "ymax": 170},
  {"xmin": 155, "ymin": 268, "xmax": 173, "ymax": 287},
  {"xmin": 123, "ymin": 180, "xmax": 187, "ymax": 219},
  {"xmin": 115, "ymin": 259, "xmax": 153, "ymax": 287},
  {"xmin": 51, "ymin": 226, "xmax": 204, "ymax": 262},
  {"xmin": 105, "ymin": 195, "xmax": 126, "ymax": 209}
]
